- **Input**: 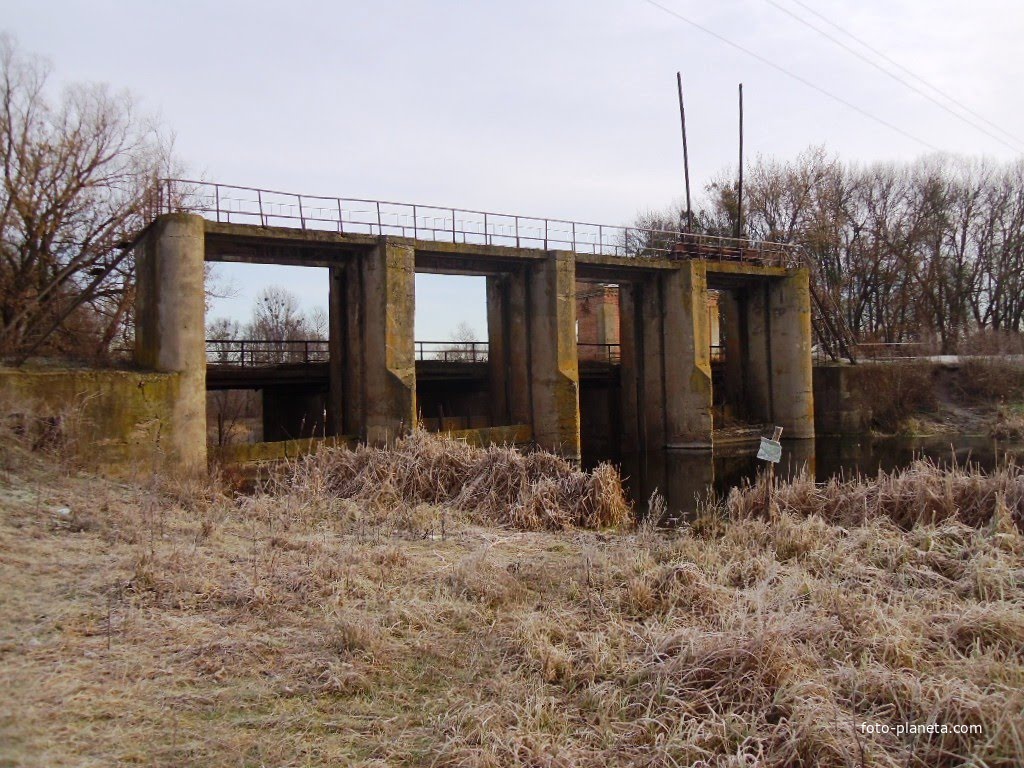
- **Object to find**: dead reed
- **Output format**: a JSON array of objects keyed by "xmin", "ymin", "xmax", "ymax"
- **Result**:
[
  {"xmin": 723, "ymin": 457, "xmax": 1024, "ymax": 533},
  {"xmin": 273, "ymin": 430, "xmax": 633, "ymax": 531}
]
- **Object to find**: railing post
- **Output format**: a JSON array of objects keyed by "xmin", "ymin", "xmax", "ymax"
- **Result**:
[
  {"xmin": 413, "ymin": 204, "xmax": 418, "ymax": 240},
  {"xmin": 298, "ymin": 195, "xmax": 306, "ymax": 229},
  {"xmin": 239, "ymin": 340, "xmax": 246, "ymax": 367},
  {"xmin": 337, "ymin": 198, "xmax": 345, "ymax": 233},
  {"xmin": 257, "ymin": 190, "xmax": 266, "ymax": 227},
  {"xmin": 572, "ymin": 222, "xmax": 576, "ymax": 253},
  {"xmin": 376, "ymin": 201, "xmax": 382, "ymax": 236},
  {"xmin": 544, "ymin": 219, "xmax": 549, "ymax": 249},
  {"xmin": 452, "ymin": 208, "xmax": 457, "ymax": 243},
  {"xmin": 515, "ymin": 216, "xmax": 520, "ymax": 248},
  {"xmin": 215, "ymin": 184, "xmax": 221, "ymax": 223},
  {"xmin": 484, "ymin": 212, "xmax": 489, "ymax": 246}
]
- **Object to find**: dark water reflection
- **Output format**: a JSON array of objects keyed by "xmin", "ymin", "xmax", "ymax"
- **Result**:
[{"xmin": 614, "ymin": 435, "xmax": 1024, "ymax": 520}]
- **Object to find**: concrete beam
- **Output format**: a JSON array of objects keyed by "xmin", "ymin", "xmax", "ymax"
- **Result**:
[{"xmin": 133, "ymin": 213, "xmax": 207, "ymax": 475}]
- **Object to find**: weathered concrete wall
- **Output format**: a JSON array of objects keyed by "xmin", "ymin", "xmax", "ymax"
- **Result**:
[
  {"xmin": 211, "ymin": 435, "xmax": 357, "ymax": 465},
  {"xmin": 0, "ymin": 367, "xmax": 189, "ymax": 476},
  {"xmin": 813, "ymin": 365, "xmax": 871, "ymax": 434},
  {"xmin": 134, "ymin": 213, "xmax": 208, "ymax": 474}
]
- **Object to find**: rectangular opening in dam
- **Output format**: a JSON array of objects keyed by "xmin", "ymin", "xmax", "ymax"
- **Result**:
[
  {"xmin": 204, "ymin": 263, "xmax": 332, "ymax": 443},
  {"xmin": 413, "ymin": 273, "xmax": 491, "ymax": 431},
  {"xmin": 576, "ymin": 280, "xmax": 623, "ymax": 467}
]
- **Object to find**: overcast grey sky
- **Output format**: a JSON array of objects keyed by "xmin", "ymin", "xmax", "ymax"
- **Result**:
[{"xmin": 5, "ymin": 0, "xmax": 1023, "ymax": 339}]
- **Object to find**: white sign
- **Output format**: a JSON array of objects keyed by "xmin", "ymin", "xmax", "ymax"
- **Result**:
[{"xmin": 757, "ymin": 437, "xmax": 782, "ymax": 463}]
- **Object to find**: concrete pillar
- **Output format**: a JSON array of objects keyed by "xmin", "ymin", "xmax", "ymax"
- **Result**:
[
  {"xmin": 720, "ymin": 289, "xmax": 745, "ymax": 406},
  {"xmin": 768, "ymin": 269, "xmax": 815, "ymax": 438},
  {"xmin": 662, "ymin": 261, "xmax": 713, "ymax": 448},
  {"xmin": 527, "ymin": 251, "xmax": 580, "ymax": 459},
  {"xmin": 507, "ymin": 270, "xmax": 531, "ymax": 426},
  {"xmin": 486, "ymin": 275, "xmax": 509, "ymax": 425},
  {"xmin": 486, "ymin": 271, "xmax": 531, "ymax": 428},
  {"xmin": 362, "ymin": 238, "xmax": 416, "ymax": 444},
  {"xmin": 639, "ymin": 277, "xmax": 666, "ymax": 451},
  {"xmin": 327, "ymin": 265, "xmax": 345, "ymax": 436},
  {"xmin": 134, "ymin": 213, "xmax": 207, "ymax": 475},
  {"xmin": 342, "ymin": 257, "xmax": 365, "ymax": 439},
  {"xmin": 743, "ymin": 284, "xmax": 773, "ymax": 422},
  {"xmin": 618, "ymin": 283, "xmax": 640, "ymax": 455}
]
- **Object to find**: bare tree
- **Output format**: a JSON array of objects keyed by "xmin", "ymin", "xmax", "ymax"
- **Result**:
[
  {"xmin": 0, "ymin": 34, "xmax": 177, "ymax": 361},
  {"xmin": 651, "ymin": 148, "xmax": 1024, "ymax": 356},
  {"xmin": 438, "ymin": 321, "xmax": 482, "ymax": 361}
]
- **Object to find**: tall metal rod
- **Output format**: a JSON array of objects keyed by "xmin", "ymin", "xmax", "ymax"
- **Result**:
[
  {"xmin": 676, "ymin": 72, "xmax": 693, "ymax": 233},
  {"xmin": 736, "ymin": 83, "xmax": 744, "ymax": 239}
]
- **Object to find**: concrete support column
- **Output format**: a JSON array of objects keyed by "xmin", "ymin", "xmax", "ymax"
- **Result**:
[
  {"xmin": 342, "ymin": 257, "xmax": 365, "ymax": 439},
  {"xmin": 134, "ymin": 213, "xmax": 207, "ymax": 475},
  {"xmin": 662, "ymin": 261, "xmax": 713, "ymax": 448},
  {"xmin": 618, "ymin": 283, "xmax": 641, "ymax": 455},
  {"xmin": 339, "ymin": 238, "xmax": 415, "ymax": 444},
  {"xmin": 363, "ymin": 238, "xmax": 416, "ymax": 444},
  {"xmin": 768, "ymin": 268, "xmax": 815, "ymax": 438},
  {"xmin": 486, "ymin": 275, "xmax": 508, "ymax": 425},
  {"xmin": 486, "ymin": 272, "xmax": 531, "ymax": 427},
  {"xmin": 720, "ymin": 289, "xmax": 745, "ymax": 407},
  {"xmin": 639, "ymin": 277, "xmax": 666, "ymax": 451},
  {"xmin": 743, "ymin": 284, "xmax": 773, "ymax": 422},
  {"xmin": 507, "ymin": 270, "xmax": 531, "ymax": 426},
  {"xmin": 327, "ymin": 265, "xmax": 346, "ymax": 436},
  {"xmin": 526, "ymin": 251, "xmax": 580, "ymax": 459}
]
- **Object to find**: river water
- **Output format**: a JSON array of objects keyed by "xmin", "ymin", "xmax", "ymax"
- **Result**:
[{"xmin": 615, "ymin": 435, "xmax": 1024, "ymax": 519}]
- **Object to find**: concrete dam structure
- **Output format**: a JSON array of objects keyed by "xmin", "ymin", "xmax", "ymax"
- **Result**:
[{"xmin": 132, "ymin": 181, "xmax": 815, "ymax": 473}]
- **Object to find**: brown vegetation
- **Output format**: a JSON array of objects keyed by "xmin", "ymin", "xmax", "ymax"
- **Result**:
[
  {"xmin": 273, "ymin": 430, "xmax": 632, "ymax": 531},
  {"xmin": 2, "ymin": 429, "xmax": 1024, "ymax": 766}
]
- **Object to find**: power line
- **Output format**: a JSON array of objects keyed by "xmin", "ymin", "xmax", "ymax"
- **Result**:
[
  {"xmin": 639, "ymin": 0, "xmax": 939, "ymax": 151},
  {"xmin": 786, "ymin": 0, "xmax": 1024, "ymax": 148},
  {"xmin": 763, "ymin": 0, "xmax": 1024, "ymax": 153}
]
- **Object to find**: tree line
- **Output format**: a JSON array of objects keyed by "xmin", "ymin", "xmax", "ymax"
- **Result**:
[{"xmin": 635, "ymin": 146, "xmax": 1024, "ymax": 355}]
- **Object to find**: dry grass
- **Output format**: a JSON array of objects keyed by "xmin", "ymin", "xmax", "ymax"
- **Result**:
[
  {"xmin": 847, "ymin": 362, "xmax": 938, "ymax": 433},
  {"xmin": 724, "ymin": 457, "xmax": 1024, "ymax": 532},
  {"xmin": 2, "ymin": 429, "xmax": 1024, "ymax": 766},
  {"xmin": 953, "ymin": 359, "xmax": 1024, "ymax": 405},
  {"xmin": 270, "ymin": 430, "xmax": 633, "ymax": 531},
  {"xmin": 992, "ymin": 406, "xmax": 1024, "ymax": 441}
]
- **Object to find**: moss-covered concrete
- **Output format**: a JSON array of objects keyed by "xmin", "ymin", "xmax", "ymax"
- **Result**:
[{"xmin": 0, "ymin": 367, "xmax": 189, "ymax": 477}]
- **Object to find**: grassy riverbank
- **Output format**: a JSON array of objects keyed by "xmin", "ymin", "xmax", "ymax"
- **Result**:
[{"xmin": 2, "ymin": 430, "xmax": 1023, "ymax": 767}]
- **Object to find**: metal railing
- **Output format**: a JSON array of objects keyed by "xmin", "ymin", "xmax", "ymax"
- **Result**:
[
  {"xmin": 812, "ymin": 341, "xmax": 931, "ymax": 363},
  {"xmin": 154, "ymin": 179, "xmax": 802, "ymax": 267},
  {"xmin": 206, "ymin": 339, "xmax": 329, "ymax": 366},
  {"xmin": 416, "ymin": 341, "xmax": 489, "ymax": 363}
]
